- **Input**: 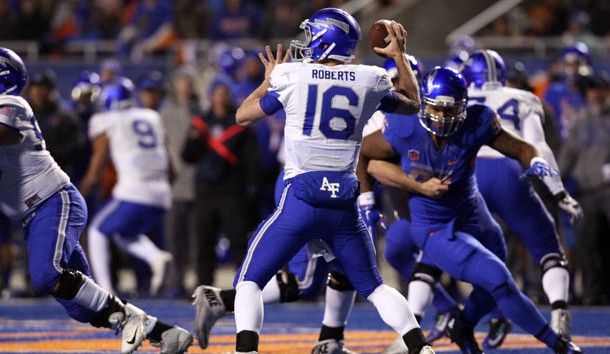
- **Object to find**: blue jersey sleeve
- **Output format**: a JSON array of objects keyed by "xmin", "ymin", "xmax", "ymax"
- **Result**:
[
  {"xmin": 259, "ymin": 92, "xmax": 283, "ymax": 115},
  {"xmin": 382, "ymin": 113, "xmax": 416, "ymax": 154}
]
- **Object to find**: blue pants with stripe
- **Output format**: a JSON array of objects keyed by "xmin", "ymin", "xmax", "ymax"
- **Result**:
[
  {"xmin": 23, "ymin": 183, "xmax": 97, "ymax": 323},
  {"xmin": 476, "ymin": 157, "xmax": 563, "ymax": 263},
  {"xmin": 235, "ymin": 182, "xmax": 382, "ymax": 299}
]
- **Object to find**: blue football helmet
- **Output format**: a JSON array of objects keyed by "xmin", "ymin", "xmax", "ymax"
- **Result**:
[
  {"xmin": 290, "ymin": 8, "xmax": 361, "ymax": 62},
  {"xmin": 419, "ymin": 66, "xmax": 468, "ymax": 137},
  {"xmin": 460, "ymin": 49, "xmax": 506, "ymax": 88},
  {"xmin": 561, "ymin": 42, "xmax": 591, "ymax": 77},
  {"xmin": 383, "ymin": 54, "xmax": 422, "ymax": 82},
  {"xmin": 98, "ymin": 77, "xmax": 136, "ymax": 111},
  {"xmin": 71, "ymin": 70, "xmax": 101, "ymax": 103},
  {"xmin": 0, "ymin": 47, "xmax": 27, "ymax": 96}
]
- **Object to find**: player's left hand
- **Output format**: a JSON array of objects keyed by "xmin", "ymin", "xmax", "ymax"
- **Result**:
[
  {"xmin": 523, "ymin": 160, "xmax": 558, "ymax": 180},
  {"xmin": 259, "ymin": 44, "xmax": 291, "ymax": 81},
  {"xmin": 358, "ymin": 191, "xmax": 388, "ymax": 239},
  {"xmin": 555, "ymin": 191, "xmax": 584, "ymax": 225}
]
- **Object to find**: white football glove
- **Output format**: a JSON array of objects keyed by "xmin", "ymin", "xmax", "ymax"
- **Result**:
[{"xmin": 555, "ymin": 191, "xmax": 583, "ymax": 225}]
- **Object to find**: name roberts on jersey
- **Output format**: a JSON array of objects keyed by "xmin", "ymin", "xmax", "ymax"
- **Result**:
[{"xmin": 312, "ymin": 69, "xmax": 356, "ymax": 81}]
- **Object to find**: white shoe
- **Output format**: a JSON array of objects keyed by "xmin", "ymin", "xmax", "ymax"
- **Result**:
[
  {"xmin": 551, "ymin": 308, "xmax": 571, "ymax": 340},
  {"xmin": 192, "ymin": 285, "xmax": 226, "ymax": 349},
  {"xmin": 382, "ymin": 336, "xmax": 408, "ymax": 354},
  {"xmin": 120, "ymin": 303, "xmax": 148, "ymax": 354},
  {"xmin": 150, "ymin": 251, "xmax": 173, "ymax": 296},
  {"xmin": 150, "ymin": 326, "xmax": 193, "ymax": 354},
  {"xmin": 311, "ymin": 339, "xmax": 358, "ymax": 354},
  {"xmin": 418, "ymin": 345, "xmax": 435, "ymax": 354}
]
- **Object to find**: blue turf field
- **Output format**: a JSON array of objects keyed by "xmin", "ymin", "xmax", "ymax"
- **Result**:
[{"xmin": 0, "ymin": 298, "xmax": 608, "ymax": 353}]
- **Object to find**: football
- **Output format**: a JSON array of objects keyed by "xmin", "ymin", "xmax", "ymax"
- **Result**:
[{"xmin": 368, "ymin": 19, "xmax": 392, "ymax": 57}]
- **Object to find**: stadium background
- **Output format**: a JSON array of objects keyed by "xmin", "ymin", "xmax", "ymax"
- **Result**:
[{"xmin": 1, "ymin": 0, "xmax": 610, "ymax": 353}]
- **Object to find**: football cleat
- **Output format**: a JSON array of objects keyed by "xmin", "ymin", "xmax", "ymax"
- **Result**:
[
  {"xmin": 192, "ymin": 285, "xmax": 226, "ymax": 349},
  {"xmin": 311, "ymin": 339, "xmax": 358, "ymax": 354},
  {"xmin": 551, "ymin": 309, "xmax": 571, "ymax": 340},
  {"xmin": 482, "ymin": 317, "xmax": 512, "ymax": 349},
  {"xmin": 446, "ymin": 316, "xmax": 484, "ymax": 354},
  {"xmin": 553, "ymin": 336, "xmax": 582, "ymax": 354},
  {"xmin": 427, "ymin": 311, "xmax": 455, "ymax": 343},
  {"xmin": 381, "ymin": 336, "xmax": 408, "ymax": 354},
  {"xmin": 150, "ymin": 326, "xmax": 193, "ymax": 354},
  {"xmin": 119, "ymin": 303, "xmax": 148, "ymax": 354},
  {"xmin": 150, "ymin": 251, "xmax": 173, "ymax": 296}
]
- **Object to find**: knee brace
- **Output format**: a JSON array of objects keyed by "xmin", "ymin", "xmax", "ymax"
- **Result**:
[
  {"xmin": 51, "ymin": 269, "xmax": 87, "ymax": 300},
  {"xmin": 409, "ymin": 263, "xmax": 442, "ymax": 289},
  {"xmin": 540, "ymin": 254, "xmax": 568, "ymax": 275},
  {"xmin": 276, "ymin": 271, "xmax": 300, "ymax": 303},
  {"xmin": 326, "ymin": 271, "xmax": 355, "ymax": 292}
]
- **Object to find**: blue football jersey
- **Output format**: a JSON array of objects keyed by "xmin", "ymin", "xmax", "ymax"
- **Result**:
[{"xmin": 383, "ymin": 104, "xmax": 501, "ymax": 222}]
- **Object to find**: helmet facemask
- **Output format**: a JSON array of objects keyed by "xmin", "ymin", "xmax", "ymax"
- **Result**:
[{"xmin": 419, "ymin": 96, "xmax": 467, "ymax": 137}]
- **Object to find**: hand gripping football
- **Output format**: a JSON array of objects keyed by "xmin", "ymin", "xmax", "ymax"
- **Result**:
[{"xmin": 368, "ymin": 19, "xmax": 392, "ymax": 57}]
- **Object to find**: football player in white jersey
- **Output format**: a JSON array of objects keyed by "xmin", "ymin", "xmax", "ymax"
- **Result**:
[
  {"xmin": 229, "ymin": 7, "xmax": 434, "ymax": 354},
  {"xmin": 460, "ymin": 49, "xmax": 582, "ymax": 346},
  {"xmin": 79, "ymin": 78, "xmax": 174, "ymax": 298},
  {"xmin": 0, "ymin": 47, "xmax": 192, "ymax": 353}
]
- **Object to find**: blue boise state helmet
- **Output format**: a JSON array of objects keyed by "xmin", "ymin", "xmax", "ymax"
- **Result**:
[
  {"xmin": 419, "ymin": 67, "xmax": 468, "ymax": 137},
  {"xmin": 460, "ymin": 49, "xmax": 506, "ymax": 88},
  {"xmin": 0, "ymin": 47, "xmax": 27, "ymax": 96},
  {"xmin": 98, "ymin": 77, "xmax": 136, "ymax": 111},
  {"xmin": 290, "ymin": 8, "xmax": 361, "ymax": 62},
  {"xmin": 383, "ymin": 54, "xmax": 422, "ymax": 82}
]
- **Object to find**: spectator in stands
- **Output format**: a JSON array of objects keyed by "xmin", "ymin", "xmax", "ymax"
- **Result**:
[
  {"xmin": 261, "ymin": 0, "xmax": 306, "ymax": 40},
  {"xmin": 25, "ymin": 68, "xmax": 85, "ymax": 179},
  {"xmin": 558, "ymin": 73, "xmax": 610, "ymax": 306},
  {"xmin": 136, "ymin": 70, "xmax": 166, "ymax": 111},
  {"xmin": 117, "ymin": 0, "xmax": 176, "ymax": 60},
  {"xmin": 211, "ymin": 0, "xmax": 262, "ymax": 41},
  {"xmin": 160, "ymin": 66, "xmax": 201, "ymax": 298},
  {"xmin": 182, "ymin": 81, "xmax": 261, "ymax": 286},
  {"xmin": 173, "ymin": 0, "xmax": 212, "ymax": 39},
  {"xmin": 0, "ymin": 0, "xmax": 18, "ymax": 40}
]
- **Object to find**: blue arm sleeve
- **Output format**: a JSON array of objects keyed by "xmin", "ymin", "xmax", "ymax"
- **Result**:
[
  {"xmin": 377, "ymin": 91, "xmax": 399, "ymax": 113},
  {"xmin": 259, "ymin": 92, "xmax": 283, "ymax": 115}
]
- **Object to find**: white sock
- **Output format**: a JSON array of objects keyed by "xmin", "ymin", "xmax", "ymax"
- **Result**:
[
  {"xmin": 407, "ymin": 280, "xmax": 434, "ymax": 318},
  {"xmin": 87, "ymin": 227, "xmax": 115, "ymax": 294},
  {"xmin": 73, "ymin": 276, "xmax": 111, "ymax": 312},
  {"xmin": 542, "ymin": 267, "xmax": 570, "ymax": 304},
  {"xmin": 367, "ymin": 284, "xmax": 420, "ymax": 335},
  {"xmin": 145, "ymin": 315, "xmax": 158, "ymax": 335},
  {"xmin": 235, "ymin": 281, "xmax": 263, "ymax": 334},
  {"xmin": 114, "ymin": 234, "xmax": 163, "ymax": 267},
  {"xmin": 322, "ymin": 287, "xmax": 356, "ymax": 327},
  {"xmin": 261, "ymin": 276, "xmax": 281, "ymax": 304}
]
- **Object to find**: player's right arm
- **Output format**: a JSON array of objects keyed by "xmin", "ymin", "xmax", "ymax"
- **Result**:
[
  {"xmin": 375, "ymin": 21, "xmax": 420, "ymax": 116},
  {"xmin": 367, "ymin": 160, "xmax": 448, "ymax": 199},
  {"xmin": 357, "ymin": 130, "xmax": 397, "ymax": 193},
  {"xmin": 79, "ymin": 133, "xmax": 110, "ymax": 198},
  {"xmin": 236, "ymin": 44, "xmax": 290, "ymax": 126},
  {"xmin": 0, "ymin": 122, "xmax": 22, "ymax": 146}
]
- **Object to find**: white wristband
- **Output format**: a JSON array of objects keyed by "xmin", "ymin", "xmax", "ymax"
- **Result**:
[
  {"xmin": 529, "ymin": 156, "xmax": 547, "ymax": 167},
  {"xmin": 358, "ymin": 191, "xmax": 375, "ymax": 207}
]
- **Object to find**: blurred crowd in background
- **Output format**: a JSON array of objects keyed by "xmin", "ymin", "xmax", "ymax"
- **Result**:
[{"xmin": 0, "ymin": 0, "xmax": 609, "ymax": 309}]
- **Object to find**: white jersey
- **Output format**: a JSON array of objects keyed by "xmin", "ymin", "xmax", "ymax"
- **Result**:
[
  {"xmin": 363, "ymin": 110, "xmax": 386, "ymax": 137},
  {"xmin": 468, "ymin": 84, "xmax": 546, "ymax": 159},
  {"xmin": 270, "ymin": 62, "xmax": 393, "ymax": 179},
  {"xmin": 0, "ymin": 95, "xmax": 70, "ymax": 220},
  {"xmin": 88, "ymin": 107, "xmax": 171, "ymax": 209}
]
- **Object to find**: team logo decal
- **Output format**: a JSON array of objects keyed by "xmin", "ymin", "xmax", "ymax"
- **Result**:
[
  {"xmin": 408, "ymin": 149, "xmax": 420, "ymax": 160},
  {"xmin": 320, "ymin": 177, "xmax": 340, "ymax": 198}
]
